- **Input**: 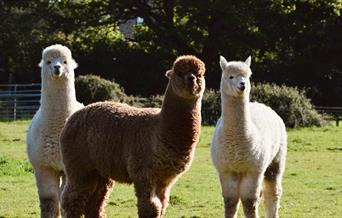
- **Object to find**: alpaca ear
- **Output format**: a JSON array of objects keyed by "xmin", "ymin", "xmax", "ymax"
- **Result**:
[
  {"xmin": 165, "ymin": 70, "xmax": 173, "ymax": 79},
  {"xmin": 70, "ymin": 59, "xmax": 78, "ymax": 69},
  {"xmin": 38, "ymin": 60, "xmax": 43, "ymax": 68},
  {"xmin": 245, "ymin": 56, "xmax": 251, "ymax": 67},
  {"xmin": 219, "ymin": 56, "xmax": 228, "ymax": 71}
]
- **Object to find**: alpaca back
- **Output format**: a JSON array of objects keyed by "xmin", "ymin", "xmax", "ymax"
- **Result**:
[
  {"xmin": 250, "ymin": 102, "xmax": 287, "ymax": 151},
  {"xmin": 60, "ymin": 101, "xmax": 161, "ymax": 183}
]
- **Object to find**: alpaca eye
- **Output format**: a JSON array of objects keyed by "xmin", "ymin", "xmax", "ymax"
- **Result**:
[
  {"xmin": 47, "ymin": 61, "xmax": 51, "ymax": 64},
  {"xmin": 64, "ymin": 61, "xmax": 67, "ymax": 64},
  {"xmin": 229, "ymin": 76, "xmax": 234, "ymax": 79}
]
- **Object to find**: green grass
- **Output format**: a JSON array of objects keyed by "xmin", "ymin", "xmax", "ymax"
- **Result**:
[{"xmin": 1, "ymin": 121, "xmax": 342, "ymax": 217}]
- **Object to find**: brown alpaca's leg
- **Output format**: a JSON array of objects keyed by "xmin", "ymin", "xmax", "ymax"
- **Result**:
[
  {"xmin": 134, "ymin": 180, "xmax": 162, "ymax": 218},
  {"xmin": 84, "ymin": 176, "xmax": 114, "ymax": 218},
  {"xmin": 34, "ymin": 168, "xmax": 61, "ymax": 218},
  {"xmin": 61, "ymin": 173, "xmax": 98, "ymax": 218},
  {"xmin": 156, "ymin": 182, "xmax": 173, "ymax": 216}
]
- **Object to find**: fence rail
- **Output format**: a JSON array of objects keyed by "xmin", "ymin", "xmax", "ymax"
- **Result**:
[
  {"xmin": 315, "ymin": 106, "xmax": 342, "ymax": 126},
  {"xmin": 0, "ymin": 83, "xmax": 41, "ymax": 120}
]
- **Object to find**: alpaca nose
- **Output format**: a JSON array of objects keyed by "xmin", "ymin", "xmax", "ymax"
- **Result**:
[
  {"xmin": 53, "ymin": 65, "xmax": 61, "ymax": 75},
  {"xmin": 239, "ymin": 82, "xmax": 246, "ymax": 91},
  {"xmin": 187, "ymin": 74, "xmax": 196, "ymax": 84}
]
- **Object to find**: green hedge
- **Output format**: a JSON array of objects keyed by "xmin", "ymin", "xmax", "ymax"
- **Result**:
[
  {"xmin": 200, "ymin": 84, "xmax": 325, "ymax": 127},
  {"xmin": 201, "ymin": 89, "xmax": 221, "ymax": 125},
  {"xmin": 74, "ymin": 75, "xmax": 325, "ymax": 128},
  {"xmin": 250, "ymin": 83, "xmax": 325, "ymax": 128},
  {"xmin": 75, "ymin": 75, "xmax": 127, "ymax": 105}
]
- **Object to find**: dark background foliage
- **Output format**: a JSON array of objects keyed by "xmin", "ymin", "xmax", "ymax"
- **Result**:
[{"xmin": 0, "ymin": 0, "xmax": 341, "ymax": 106}]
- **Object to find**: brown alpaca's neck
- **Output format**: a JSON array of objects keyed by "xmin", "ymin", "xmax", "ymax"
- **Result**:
[{"xmin": 159, "ymin": 86, "xmax": 202, "ymax": 154}]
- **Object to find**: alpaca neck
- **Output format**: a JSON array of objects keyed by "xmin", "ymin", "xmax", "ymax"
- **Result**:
[
  {"xmin": 221, "ymin": 94, "xmax": 253, "ymax": 136},
  {"xmin": 159, "ymin": 85, "xmax": 202, "ymax": 153},
  {"xmin": 40, "ymin": 75, "xmax": 77, "ymax": 114}
]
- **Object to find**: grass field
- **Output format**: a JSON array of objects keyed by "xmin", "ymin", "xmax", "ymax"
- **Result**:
[{"xmin": 0, "ymin": 120, "xmax": 342, "ymax": 217}]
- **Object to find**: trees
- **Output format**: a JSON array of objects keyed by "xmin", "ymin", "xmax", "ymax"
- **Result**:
[
  {"xmin": 100, "ymin": 0, "xmax": 342, "ymax": 105},
  {"xmin": 0, "ymin": 0, "xmax": 341, "ymax": 105}
]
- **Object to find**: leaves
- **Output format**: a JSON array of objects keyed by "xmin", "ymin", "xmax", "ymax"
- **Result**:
[{"xmin": 0, "ymin": 0, "xmax": 341, "ymax": 105}]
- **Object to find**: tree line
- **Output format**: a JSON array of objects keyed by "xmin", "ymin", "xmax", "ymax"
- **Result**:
[{"xmin": 0, "ymin": 0, "xmax": 341, "ymax": 106}]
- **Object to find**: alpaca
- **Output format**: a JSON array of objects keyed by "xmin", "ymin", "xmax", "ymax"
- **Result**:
[
  {"xmin": 210, "ymin": 56, "xmax": 287, "ymax": 218},
  {"xmin": 26, "ymin": 44, "xmax": 84, "ymax": 218},
  {"xmin": 60, "ymin": 55, "xmax": 206, "ymax": 218}
]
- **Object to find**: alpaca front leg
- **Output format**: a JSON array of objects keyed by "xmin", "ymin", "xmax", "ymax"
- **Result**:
[
  {"xmin": 61, "ymin": 173, "xmax": 99, "ymax": 218},
  {"xmin": 156, "ymin": 181, "xmax": 174, "ymax": 216},
  {"xmin": 61, "ymin": 184, "xmax": 84, "ymax": 218},
  {"xmin": 34, "ymin": 168, "xmax": 61, "ymax": 218},
  {"xmin": 134, "ymin": 181, "xmax": 162, "ymax": 218},
  {"xmin": 84, "ymin": 177, "xmax": 114, "ymax": 218},
  {"xmin": 240, "ymin": 173, "xmax": 263, "ymax": 218},
  {"xmin": 219, "ymin": 173, "xmax": 240, "ymax": 218}
]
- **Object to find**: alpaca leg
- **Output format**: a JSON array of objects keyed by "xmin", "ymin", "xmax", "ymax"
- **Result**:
[
  {"xmin": 59, "ymin": 173, "xmax": 66, "ymax": 199},
  {"xmin": 34, "ymin": 168, "xmax": 61, "ymax": 218},
  {"xmin": 156, "ymin": 181, "xmax": 174, "ymax": 216},
  {"xmin": 134, "ymin": 180, "xmax": 162, "ymax": 218},
  {"xmin": 240, "ymin": 174, "xmax": 263, "ymax": 218},
  {"xmin": 84, "ymin": 176, "xmax": 114, "ymax": 218},
  {"xmin": 219, "ymin": 173, "xmax": 240, "ymax": 218},
  {"xmin": 263, "ymin": 161, "xmax": 284, "ymax": 218},
  {"xmin": 61, "ymin": 173, "xmax": 98, "ymax": 218}
]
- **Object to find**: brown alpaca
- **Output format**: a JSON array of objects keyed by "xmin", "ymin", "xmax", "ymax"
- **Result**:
[{"xmin": 60, "ymin": 55, "xmax": 206, "ymax": 218}]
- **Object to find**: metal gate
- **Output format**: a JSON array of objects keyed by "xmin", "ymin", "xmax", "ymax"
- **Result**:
[{"xmin": 0, "ymin": 84, "xmax": 41, "ymax": 120}]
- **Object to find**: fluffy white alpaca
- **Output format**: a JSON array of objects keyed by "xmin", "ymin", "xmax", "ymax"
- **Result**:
[
  {"xmin": 26, "ymin": 44, "xmax": 84, "ymax": 218},
  {"xmin": 211, "ymin": 56, "xmax": 287, "ymax": 218}
]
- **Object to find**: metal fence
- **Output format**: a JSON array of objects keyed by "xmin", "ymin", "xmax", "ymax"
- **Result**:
[{"xmin": 0, "ymin": 83, "xmax": 41, "ymax": 120}]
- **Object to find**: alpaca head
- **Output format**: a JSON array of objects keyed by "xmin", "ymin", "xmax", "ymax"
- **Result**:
[
  {"xmin": 39, "ymin": 44, "xmax": 77, "ymax": 81},
  {"xmin": 165, "ymin": 55, "xmax": 206, "ymax": 100},
  {"xmin": 219, "ymin": 55, "xmax": 252, "ymax": 98}
]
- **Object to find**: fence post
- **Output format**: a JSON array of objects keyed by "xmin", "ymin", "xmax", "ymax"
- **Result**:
[
  {"xmin": 13, "ymin": 84, "xmax": 17, "ymax": 120},
  {"xmin": 336, "ymin": 114, "xmax": 339, "ymax": 127}
]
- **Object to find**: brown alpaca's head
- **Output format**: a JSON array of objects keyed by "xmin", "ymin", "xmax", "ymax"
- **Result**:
[{"xmin": 165, "ymin": 55, "xmax": 206, "ymax": 99}]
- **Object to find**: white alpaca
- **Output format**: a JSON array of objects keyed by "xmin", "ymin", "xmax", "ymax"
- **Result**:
[
  {"xmin": 26, "ymin": 44, "xmax": 84, "ymax": 218},
  {"xmin": 211, "ymin": 56, "xmax": 287, "ymax": 218}
]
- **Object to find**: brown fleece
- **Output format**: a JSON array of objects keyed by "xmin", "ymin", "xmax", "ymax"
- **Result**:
[{"xmin": 60, "ymin": 55, "xmax": 205, "ymax": 218}]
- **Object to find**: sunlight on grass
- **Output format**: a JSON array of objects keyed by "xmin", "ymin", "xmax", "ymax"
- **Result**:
[{"xmin": 0, "ymin": 121, "xmax": 341, "ymax": 217}]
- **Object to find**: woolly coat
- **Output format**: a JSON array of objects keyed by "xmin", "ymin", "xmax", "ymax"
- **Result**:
[
  {"xmin": 211, "ymin": 98, "xmax": 287, "ymax": 175},
  {"xmin": 26, "ymin": 51, "xmax": 83, "ymax": 174},
  {"xmin": 60, "ymin": 85, "xmax": 202, "ymax": 186},
  {"xmin": 60, "ymin": 56, "xmax": 206, "ymax": 193}
]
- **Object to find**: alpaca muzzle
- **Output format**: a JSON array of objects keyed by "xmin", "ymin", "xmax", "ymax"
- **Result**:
[
  {"xmin": 53, "ymin": 66, "xmax": 62, "ymax": 77},
  {"xmin": 238, "ymin": 81, "xmax": 246, "ymax": 91}
]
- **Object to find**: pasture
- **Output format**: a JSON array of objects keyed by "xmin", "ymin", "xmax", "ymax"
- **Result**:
[{"xmin": 0, "ymin": 120, "xmax": 341, "ymax": 217}]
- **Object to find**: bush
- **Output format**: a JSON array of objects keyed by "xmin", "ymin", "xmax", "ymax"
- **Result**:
[
  {"xmin": 75, "ymin": 75, "xmax": 324, "ymax": 128},
  {"xmin": 126, "ymin": 95, "xmax": 164, "ymax": 108},
  {"xmin": 75, "ymin": 75, "xmax": 127, "ymax": 105},
  {"xmin": 250, "ymin": 83, "xmax": 325, "ymax": 128},
  {"xmin": 202, "ymin": 89, "xmax": 221, "ymax": 125},
  {"xmin": 199, "ymin": 84, "xmax": 325, "ymax": 128}
]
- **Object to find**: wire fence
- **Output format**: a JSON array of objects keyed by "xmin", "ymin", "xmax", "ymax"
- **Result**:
[{"xmin": 0, "ymin": 83, "xmax": 41, "ymax": 120}]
